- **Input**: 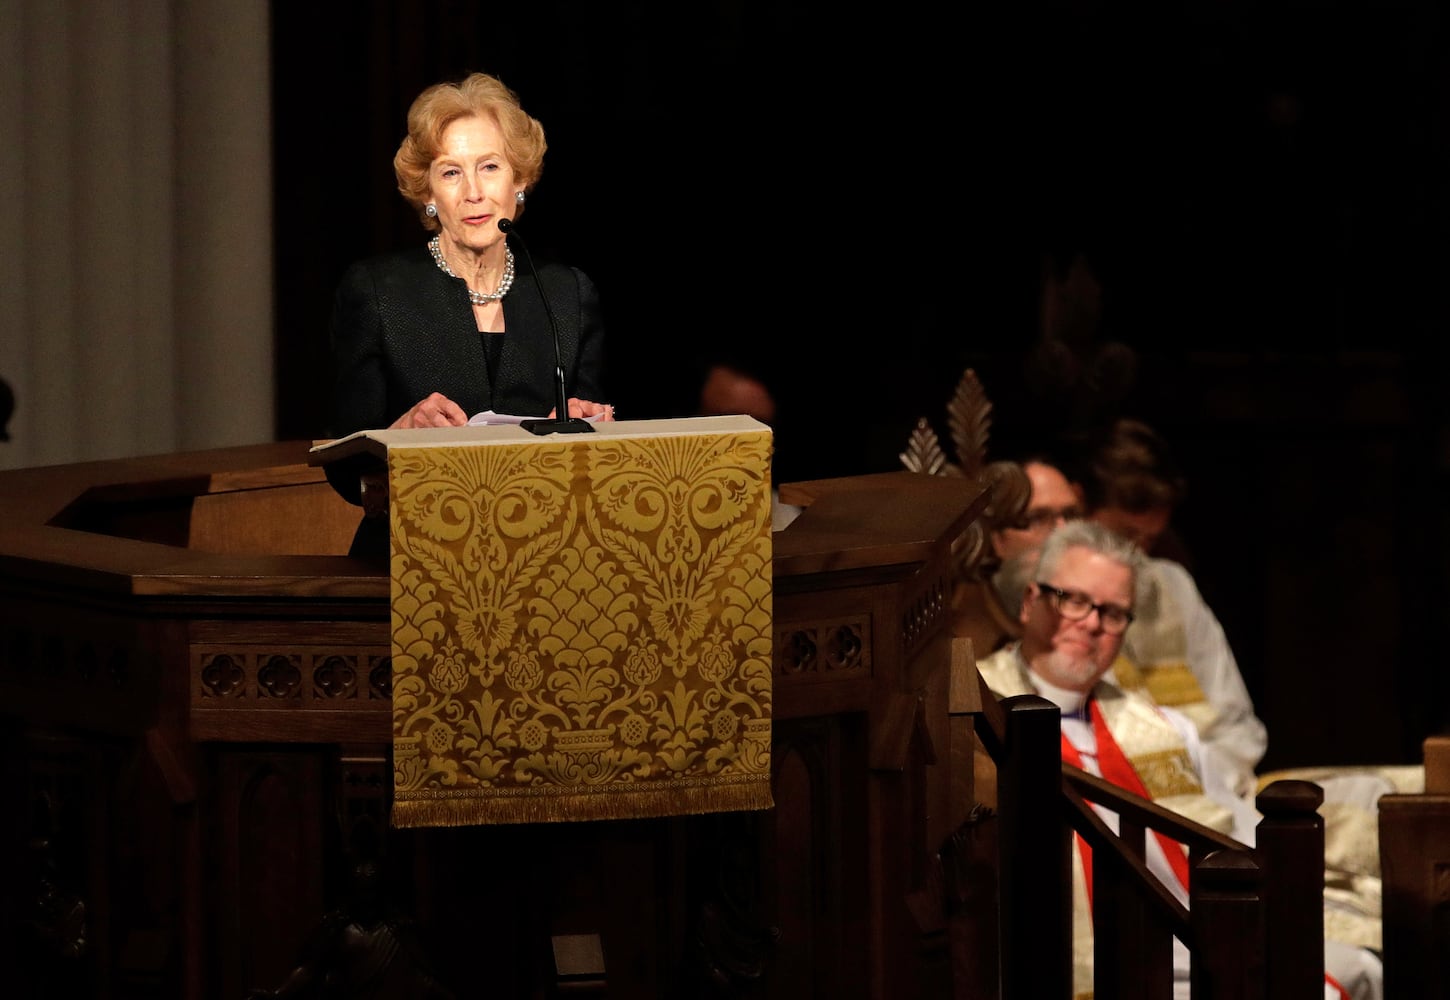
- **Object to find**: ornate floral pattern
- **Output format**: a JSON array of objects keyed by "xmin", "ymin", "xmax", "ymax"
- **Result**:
[{"xmin": 387, "ymin": 427, "xmax": 775, "ymax": 826}]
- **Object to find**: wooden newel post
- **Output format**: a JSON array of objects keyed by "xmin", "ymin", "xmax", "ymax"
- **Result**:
[
  {"xmin": 1255, "ymin": 779, "xmax": 1325, "ymax": 1000},
  {"xmin": 998, "ymin": 694, "xmax": 1070, "ymax": 1000},
  {"xmin": 1191, "ymin": 848, "xmax": 1265, "ymax": 1000}
]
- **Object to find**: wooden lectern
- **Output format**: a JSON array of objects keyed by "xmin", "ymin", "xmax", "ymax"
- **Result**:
[
  {"xmin": 309, "ymin": 416, "xmax": 777, "ymax": 828},
  {"xmin": 0, "ymin": 434, "xmax": 988, "ymax": 999}
]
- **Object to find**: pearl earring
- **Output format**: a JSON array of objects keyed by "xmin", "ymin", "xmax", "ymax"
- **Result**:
[
  {"xmin": 425, "ymin": 203, "xmax": 437, "ymax": 218},
  {"xmin": 515, "ymin": 191, "xmax": 526, "ymax": 206}
]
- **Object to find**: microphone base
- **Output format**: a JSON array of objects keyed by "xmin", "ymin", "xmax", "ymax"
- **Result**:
[{"xmin": 519, "ymin": 417, "xmax": 596, "ymax": 436}]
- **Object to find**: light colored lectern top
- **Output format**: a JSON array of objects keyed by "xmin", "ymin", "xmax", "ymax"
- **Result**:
[{"xmin": 309, "ymin": 415, "xmax": 768, "ymax": 464}]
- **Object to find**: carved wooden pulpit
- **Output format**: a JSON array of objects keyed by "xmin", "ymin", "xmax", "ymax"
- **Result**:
[
  {"xmin": 310, "ymin": 417, "xmax": 777, "ymax": 828},
  {"xmin": 0, "ymin": 432, "xmax": 988, "ymax": 999}
]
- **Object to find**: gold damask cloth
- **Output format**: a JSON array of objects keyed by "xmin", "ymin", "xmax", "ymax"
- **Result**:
[{"xmin": 385, "ymin": 423, "xmax": 774, "ymax": 827}]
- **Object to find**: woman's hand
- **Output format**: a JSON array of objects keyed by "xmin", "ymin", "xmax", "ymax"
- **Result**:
[
  {"xmin": 392, "ymin": 392, "xmax": 466, "ymax": 428},
  {"xmin": 552, "ymin": 397, "xmax": 615, "ymax": 421}
]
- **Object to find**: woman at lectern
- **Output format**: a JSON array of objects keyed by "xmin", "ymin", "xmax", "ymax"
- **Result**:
[{"xmin": 324, "ymin": 71, "xmax": 614, "ymax": 536}]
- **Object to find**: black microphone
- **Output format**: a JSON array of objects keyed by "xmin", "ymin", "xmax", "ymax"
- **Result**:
[{"xmin": 498, "ymin": 217, "xmax": 594, "ymax": 435}]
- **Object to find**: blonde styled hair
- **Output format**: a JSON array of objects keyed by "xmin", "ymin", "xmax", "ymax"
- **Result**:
[{"xmin": 393, "ymin": 72, "xmax": 547, "ymax": 232}]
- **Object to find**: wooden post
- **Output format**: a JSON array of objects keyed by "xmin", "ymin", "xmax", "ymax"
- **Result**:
[
  {"xmin": 998, "ymin": 694, "xmax": 1070, "ymax": 1000},
  {"xmin": 1192, "ymin": 848, "xmax": 1265, "ymax": 1000},
  {"xmin": 1256, "ymin": 779, "xmax": 1324, "ymax": 1000}
]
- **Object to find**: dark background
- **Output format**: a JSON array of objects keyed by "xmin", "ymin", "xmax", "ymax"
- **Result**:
[{"xmin": 272, "ymin": 1, "xmax": 1449, "ymax": 771}]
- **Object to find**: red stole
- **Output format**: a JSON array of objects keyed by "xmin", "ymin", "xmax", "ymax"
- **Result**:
[
  {"xmin": 1060, "ymin": 697, "xmax": 1347, "ymax": 999},
  {"xmin": 1060, "ymin": 698, "xmax": 1192, "ymax": 905}
]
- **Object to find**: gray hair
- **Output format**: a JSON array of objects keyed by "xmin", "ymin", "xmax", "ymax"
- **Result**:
[
  {"xmin": 1035, "ymin": 519, "xmax": 1147, "ymax": 585},
  {"xmin": 992, "ymin": 520, "xmax": 1147, "ymax": 616},
  {"xmin": 993, "ymin": 547, "xmax": 1038, "ymax": 617}
]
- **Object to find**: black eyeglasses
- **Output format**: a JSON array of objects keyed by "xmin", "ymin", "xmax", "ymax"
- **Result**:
[{"xmin": 1035, "ymin": 582, "xmax": 1135, "ymax": 634}]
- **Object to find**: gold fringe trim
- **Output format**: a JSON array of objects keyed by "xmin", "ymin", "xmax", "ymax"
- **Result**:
[{"xmin": 392, "ymin": 779, "xmax": 773, "ymax": 828}]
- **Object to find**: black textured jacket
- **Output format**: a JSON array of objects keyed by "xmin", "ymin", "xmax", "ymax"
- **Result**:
[{"xmin": 324, "ymin": 242, "xmax": 608, "ymax": 509}]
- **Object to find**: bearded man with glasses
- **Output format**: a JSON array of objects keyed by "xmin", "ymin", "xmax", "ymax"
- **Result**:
[
  {"xmin": 975, "ymin": 519, "xmax": 1378, "ymax": 1000},
  {"xmin": 986, "ymin": 439, "xmax": 1267, "ymax": 802}
]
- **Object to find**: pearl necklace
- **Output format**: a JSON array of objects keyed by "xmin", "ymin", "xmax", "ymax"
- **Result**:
[{"xmin": 428, "ymin": 236, "xmax": 515, "ymax": 305}]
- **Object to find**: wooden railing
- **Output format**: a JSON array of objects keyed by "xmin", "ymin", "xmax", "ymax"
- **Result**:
[{"xmin": 952, "ymin": 649, "xmax": 1328, "ymax": 1000}]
